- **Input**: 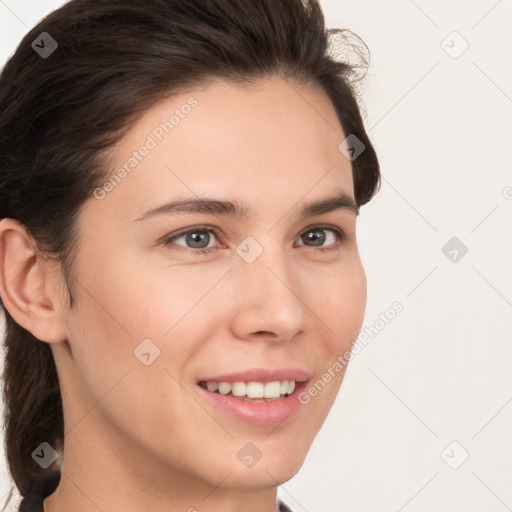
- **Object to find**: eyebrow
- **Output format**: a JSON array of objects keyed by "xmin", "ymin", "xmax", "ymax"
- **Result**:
[{"xmin": 133, "ymin": 189, "xmax": 359, "ymax": 222}]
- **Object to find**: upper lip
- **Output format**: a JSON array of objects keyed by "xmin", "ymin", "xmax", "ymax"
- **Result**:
[{"xmin": 198, "ymin": 368, "xmax": 310, "ymax": 384}]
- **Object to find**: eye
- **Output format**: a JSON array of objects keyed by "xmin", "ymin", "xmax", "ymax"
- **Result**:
[
  {"xmin": 163, "ymin": 225, "xmax": 221, "ymax": 255},
  {"xmin": 295, "ymin": 225, "xmax": 345, "ymax": 252}
]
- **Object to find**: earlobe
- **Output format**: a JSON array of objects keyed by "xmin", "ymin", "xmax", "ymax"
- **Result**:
[{"xmin": 0, "ymin": 218, "xmax": 68, "ymax": 344}]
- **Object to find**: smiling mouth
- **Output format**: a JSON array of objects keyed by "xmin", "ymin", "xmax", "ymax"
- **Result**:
[{"xmin": 198, "ymin": 380, "xmax": 296, "ymax": 402}]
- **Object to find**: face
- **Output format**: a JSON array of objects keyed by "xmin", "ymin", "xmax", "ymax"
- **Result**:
[{"xmin": 50, "ymin": 76, "xmax": 367, "ymax": 490}]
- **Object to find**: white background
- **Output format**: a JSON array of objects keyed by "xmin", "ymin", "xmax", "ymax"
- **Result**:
[{"xmin": 1, "ymin": 1, "xmax": 511, "ymax": 511}]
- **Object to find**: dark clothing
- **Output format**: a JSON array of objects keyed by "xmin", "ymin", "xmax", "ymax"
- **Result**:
[{"xmin": 18, "ymin": 471, "xmax": 293, "ymax": 511}]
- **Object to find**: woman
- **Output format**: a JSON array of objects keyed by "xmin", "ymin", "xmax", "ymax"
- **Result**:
[{"xmin": 0, "ymin": 0, "xmax": 380, "ymax": 511}]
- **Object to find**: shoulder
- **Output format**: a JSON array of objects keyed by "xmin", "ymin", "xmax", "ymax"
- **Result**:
[{"xmin": 18, "ymin": 471, "xmax": 61, "ymax": 512}]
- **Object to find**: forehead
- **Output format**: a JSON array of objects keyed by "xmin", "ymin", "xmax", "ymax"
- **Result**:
[{"xmin": 94, "ymin": 76, "xmax": 354, "ymax": 222}]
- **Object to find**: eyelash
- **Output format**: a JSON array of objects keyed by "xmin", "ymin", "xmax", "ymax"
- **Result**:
[{"xmin": 162, "ymin": 224, "xmax": 346, "ymax": 256}]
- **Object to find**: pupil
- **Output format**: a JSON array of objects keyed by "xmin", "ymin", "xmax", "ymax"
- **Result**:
[{"xmin": 187, "ymin": 231, "xmax": 209, "ymax": 248}]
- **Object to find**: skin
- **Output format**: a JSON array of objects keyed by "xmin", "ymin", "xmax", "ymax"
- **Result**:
[{"xmin": 0, "ymin": 76, "xmax": 367, "ymax": 512}]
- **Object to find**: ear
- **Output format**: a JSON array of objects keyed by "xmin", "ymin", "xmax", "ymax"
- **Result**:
[{"xmin": 0, "ymin": 218, "xmax": 68, "ymax": 344}]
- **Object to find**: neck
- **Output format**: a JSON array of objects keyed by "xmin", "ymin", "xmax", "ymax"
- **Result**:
[{"xmin": 43, "ymin": 470, "xmax": 280, "ymax": 512}]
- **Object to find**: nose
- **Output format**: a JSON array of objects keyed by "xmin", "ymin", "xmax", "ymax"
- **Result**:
[{"xmin": 227, "ymin": 241, "xmax": 307, "ymax": 343}]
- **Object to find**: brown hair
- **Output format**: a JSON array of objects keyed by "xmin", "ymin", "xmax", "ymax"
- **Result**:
[{"xmin": 0, "ymin": 0, "xmax": 380, "ymax": 505}]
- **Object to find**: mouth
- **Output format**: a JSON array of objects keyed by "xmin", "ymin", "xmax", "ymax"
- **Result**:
[
  {"xmin": 195, "ymin": 369, "xmax": 310, "ymax": 426},
  {"xmin": 198, "ymin": 379, "xmax": 296, "ymax": 402}
]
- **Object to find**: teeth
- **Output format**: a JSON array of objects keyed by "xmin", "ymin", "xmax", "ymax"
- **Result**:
[
  {"xmin": 206, "ymin": 381, "xmax": 219, "ymax": 392},
  {"xmin": 231, "ymin": 382, "xmax": 246, "ymax": 396},
  {"xmin": 246, "ymin": 382, "xmax": 264, "ymax": 398},
  {"xmin": 264, "ymin": 381, "xmax": 281, "ymax": 398},
  {"xmin": 202, "ymin": 379, "xmax": 296, "ymax": 399},
  {"xmin": 218, "ymin": 382, "xmax": 231, "ymax": 395}
]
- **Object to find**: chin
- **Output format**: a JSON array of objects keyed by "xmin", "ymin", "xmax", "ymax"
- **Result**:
[
  {"xmin": 222, "ymin": 464, "xmax": 303, "ymax": 489},
  {"xmin": 218, "ymin": 444, "xmax": 308, "ymax": 489}
]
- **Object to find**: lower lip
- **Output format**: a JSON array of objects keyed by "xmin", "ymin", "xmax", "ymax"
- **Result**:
[{"xmin": 196, "ymin": 382, "xmax": 307, "ymax": 426}]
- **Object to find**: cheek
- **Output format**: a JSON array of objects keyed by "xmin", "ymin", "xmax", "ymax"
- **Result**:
[
  {"xmin": 300, "ymin": 259, "xmax": 366, "ymax": 408},
  {"xmin": 76, "ymin": 245, "xmax": 227, "ymax": 342},
  {"xmin": 63, "ymin": 262, "xmax": 216, "ymax": 457},
  {"xmin": 314, "ymin": 258, "xmax": 367, "ymax": 350},
  {"xmin": 64, "ymin": 255, "xmax": 234, "ymax": 426}
]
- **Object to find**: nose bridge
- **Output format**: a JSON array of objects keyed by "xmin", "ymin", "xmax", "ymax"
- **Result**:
[{"xmin": 230, "ymin": 234, "xmax": 306, "ymax": 339}]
